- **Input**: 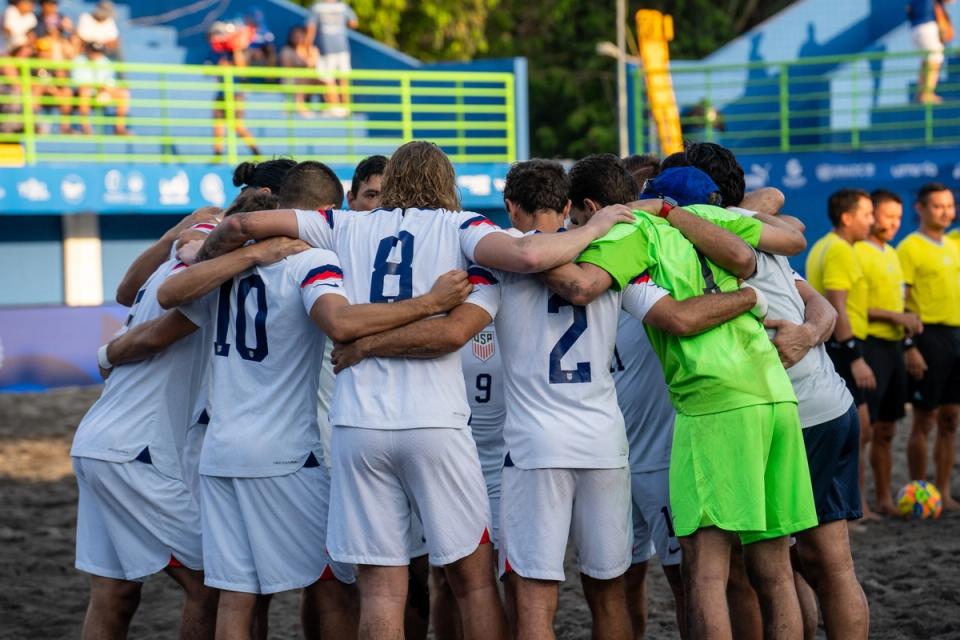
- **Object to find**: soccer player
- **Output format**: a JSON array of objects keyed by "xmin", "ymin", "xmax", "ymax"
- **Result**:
[
  {"xmin": 347, "ymin": 154, "xmax": 387, "ymax": 210},
  {"xmin": 806, "ymin": 188, "xmax": 877, "ymax": 519},
  {"xmin": 540, "ymin": 154, "xmax": 818, "ymax": 640},
  {"xmin": 898, "ymin": 182, "xmax": 960, "ymax": 509},
  {"xmin": 857, "ymin": 190, "xmax": 919, "ymax": 515},
  {"xmin": 195, "ymin": 141, "xmax": 636, "ymax": 640}
]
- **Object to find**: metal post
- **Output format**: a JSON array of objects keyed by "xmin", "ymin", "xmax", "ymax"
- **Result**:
[
  {"xmin": 616, "ymin": 0, "xmax": 628, "ymax": 156},
  {"xmin": 779, "ymin": 64, "xmax": 790, "ymax": 152},
  {"xmin": 400, "ymin": 76, "xmax": 413, "ymax": 141},
  {"xmin": 223, "ymin": 68, "xmax": 238, "ymax": 165},
  {"xmin": 19, "ymin": 60, "xmax": 36, "ymax": 164}
]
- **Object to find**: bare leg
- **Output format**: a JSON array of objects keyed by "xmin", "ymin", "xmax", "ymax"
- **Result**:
[
  {"xmin": 680, "ymin": 527, "xmax": 734, "ymax": 639},
  {"xmin": 919, "ymin": 59, "xmax": 944, "ymax": 102},
  {"xmin": 444, "ymin": 543, "xmax": 508, "ymax": 640},
  {"xmin": 511, "ymin": 574, "xmax": 559, "ymax": 640},
  {"xmin": 77, "ymin": 87, "xmax": 93, "ymax": 135},
  {"xmin": 430, "ymin": 564, "xmax": 461, "ymax": 640},
  {"xmin": 935, "ymin": 404, "xmax": 960, "ymax": 509},
  {"xmin": 301, "ymin": 577, "xmax": 360, "ymax": 640},
  {"xmin": 213, "ymin": 119, "xmax": 225, "ymax": 155},
  {"xmin": 164, "ymin": 565, "xmax": 219, "ymax": 640},
  {"xmin": 81, "ymin": 575, "xmax": 142, "ymax": 640},
  {"xmin": 215, "ymin": 590, "xmax": 258, "ymax": 640},
  {"xmin": 661, "ymin": 564, "xmax": 687, "ymax": 639},
  {"xmin": 581, "ymin": 574, "xmax": 632, "ymax": 640},
  {"xmin": 356, "ymin": 564, "xmax": 408, "ymax": 640},
  {"xmin": 870, "ymin": 420, "xmax": 898, "ymax": 515},
  {"xmin": 742, "ymin": 536, "xmax": 803, "ymax": 640},
  {"xmin": 789, "ymin": 547, "xmax": 819, "ymax": 640},
  {"xmin": 726, "ymin": 543, "xmax": 762, "ymax": 640},
  {"xmin": 251, "ymin": 594, "xmax": 271, "ymax": 640},
  {"xmin": 795, "ymin": 520, "xmax": 869, "ymax": 639},
  {"xmin": 909, "ymin": 408, "xmax": 936, "ymax": 481},
  {"xmin": 857, "ymin": 404, "xmax": 878, "ymax": 520},
  {"xmin": 624, "ymin": 562, "xmax": 648, "ymax": 638},
  {"xmin": 405, "ymin": 555, "xmax": 430, "ymax": 640}
]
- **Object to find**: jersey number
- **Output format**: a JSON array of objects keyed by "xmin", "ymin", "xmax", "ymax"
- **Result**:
[
  {"xmin": 547, "ymin": 294, "xmax": 591, "ymax": 384},
  {"xmin": 475, "ymin": 373, "xmax": 492, "ymax": 403},
  {"xmin": 370, "ymin": 231, "xmax": 415, "ymax": 302},
  {"xmin": 214, "ymin": 274, "xmax": 269, "ymax": 362}
]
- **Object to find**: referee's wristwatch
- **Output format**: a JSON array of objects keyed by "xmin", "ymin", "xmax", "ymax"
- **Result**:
[{"xmin": 656, "ymin": 196, "xmax": 678, "ymax": 218}]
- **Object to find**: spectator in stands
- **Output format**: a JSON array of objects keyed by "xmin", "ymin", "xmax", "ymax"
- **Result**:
[
  {"xmin": 306, "ymin": 0, "xmax": 357, "ymax": 116},
  {"xmin": 72, "ymin": 41, "xmax": 129, "ymax": 135},
  {"xmin": 76, "ymin": 0, "xmax": 119, "ymax": 58},
  {"xmin": 33, "ymin": 34, "xmax": 74, "ymax": 134},
  {"xmin": 280, "ymin": 25, "xmax": 321, "ymax": 118},
  {"xmin": 907, "ymin": 0, "xmax": 952, "ymax": 104},
  {"xmin": 2, "ymin": 0, "xmax": 37, "ymax": 53},
  {"xmin": 0, "ymin": 41, "xmax": 32, "ymax": 132},
  {"xmin": 243, "ymin": 9, "xmax": 276, "ymax": 67},
  {"xmin": 37, "ymin": 0, "xmax": 73, "ymax": 38},
  {"xmin": 207, "ymin": 21, "xmax": 260, "ymax": 157}
]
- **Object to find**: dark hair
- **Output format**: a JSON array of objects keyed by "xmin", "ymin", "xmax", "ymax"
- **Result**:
[
  {"xmin": 568, "ymin": 154, "xmax": 638, "ymax": 209},
  {"xmin": 380, "ymin": 141, "xmax": 460, "ymax": 211},
  {"xmin": 278, "ymin": 160, "xmax": 344, "ymax": 209},
  {"xmin": 286, "ymin": 25, "xmax": 305, "ymax": 47},
  {"xmin": 827, "ymin": 188, "xmax": 870, "ymax": 227},
  {"xmin": 917, "ymin": 182, "xmax": 951, "ymax": 206},
  {"xmin": 350, "ymin": 155, "xmax": 387, "ymax": 197},
  {"xmin": 232, "ymin": 158, "xmax": 297, "ymax": 193},
  {"xmin": 503, "ymin": 160, "xmax": 569, "ymax": 215},
  {"xmin": 660, "ymin": 142, "xmax": 745, "ymax": 207},
  {"xmin": 870, "ymin": 189, "xmax": 902, "ymax": 207},
  {"xmin": 622, "ymin": 153, "xmax": 661, "ymax": 187},
  {"xmin": 223, "ymin": 190, "xmax": 280, "ymax": 217}
]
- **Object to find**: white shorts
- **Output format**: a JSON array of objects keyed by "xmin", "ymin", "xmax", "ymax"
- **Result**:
[
  {"xmin": 316, "ymin": 52, "xmax": 351, "ymax": 78},
  {"xmin": 630, "ymin": 468, "xmax": 681, "ymax": 567},
  {"xmin": 913, "ymin": 22, "xmax": 945, "ymax": 64},
  {"xmin": 183, "ymin": 421, "xmax": 206, "ymax": 495},
  {"xmin": 328, "ymin": 426, "xmax": 491, "ymax": 567},
  {"xmin": 500, "ymin": 465, "xmax": 632, "ymax": 581},
  {"xmin": 200, "ymin": 465, "xmax": 355, "ymax": 595},
  {"xmin": 74, "ymin": 456, "xmax": 202, "ymax": 581}
]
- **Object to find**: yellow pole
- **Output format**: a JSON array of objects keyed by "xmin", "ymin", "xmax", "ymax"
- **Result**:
[{"xmin": 635, "ymin": 10, "xmax": 683, "ymax": 155}]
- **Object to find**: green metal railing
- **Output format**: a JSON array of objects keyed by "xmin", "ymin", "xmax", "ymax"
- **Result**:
[
  {"xmin": 0, "ymin": 57, "xmax": 517, "ymax": 165},
  {"xmin": 634, "ymin": 49, "xmax": 960, "ymax": 154}
]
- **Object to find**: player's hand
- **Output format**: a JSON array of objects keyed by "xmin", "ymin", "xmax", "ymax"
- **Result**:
[
  {"xmin": 176, "ymin": 238, "xmax": 205, "ymax": 266},
  {"xmin": 165, "ymin": 205, "xmax": 221, "ymax": 240},
  {"xmin": 98, "ymin": 365, "xmax": 112, "ymax": 381},
  {"xmin": 331, "ymin": 340, "xmax": 365, "ymax": 373},
  {"xmin": 426, "ymin": 270, "xmax": 471, "ymax": 313},
  {"xmin": 764, "ymin": 318, "xmax": 815, "ymax": 368},
  {"xmin": 851, "ymin": 357, "xmax": 877, "ymax": 390},
  {"xmin": 740, "ymin": 282, "xmax": 768, "ymax": 320},
  {"xmin": 248, "ymin": 237, "xmax": 310, "ymax": 265},
  {"xmin": 584, "ymin": 204, "xmax": 636, "ymax": 239},
  {"xmin": 905, "ymin": 347, "xmax": 927, "ymax": 380},
  {"xmin": 899, "ymin": 312, "xmax": 923, "ymax": 336}
]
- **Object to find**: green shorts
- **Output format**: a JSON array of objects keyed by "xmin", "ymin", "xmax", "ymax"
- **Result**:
[{"xmin": 669, "ymin": 402, "xmax": 818, "ymax": 545}]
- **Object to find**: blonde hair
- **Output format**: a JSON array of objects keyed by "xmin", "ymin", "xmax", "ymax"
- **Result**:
[{"xmin": 379, "ymin": 141, "xmax": 461, "ymax": 211}]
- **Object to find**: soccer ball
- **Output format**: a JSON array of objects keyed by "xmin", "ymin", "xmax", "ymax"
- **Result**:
[{"xmin": 896, "ymin": 480, "xmax": 943, "ymax": 519}]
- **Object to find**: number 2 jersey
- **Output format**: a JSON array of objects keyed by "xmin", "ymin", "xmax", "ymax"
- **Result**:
[
  {"xmin": 295, "ymin": 207, "xmax": 503, "ymax": 430},
  {"xmin": 179, "ymin": 248, "xmax": 347, "ymax": 477}
]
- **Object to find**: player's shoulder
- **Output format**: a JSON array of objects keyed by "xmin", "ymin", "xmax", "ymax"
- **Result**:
[{"xmin": 896, "ymin": 232, "xmax": 923, "ymax": 254}]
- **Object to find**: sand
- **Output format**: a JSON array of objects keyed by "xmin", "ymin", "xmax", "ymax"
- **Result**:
[{"xmin": 1, "ymin": 387, "xmax": 958, "ymax": 639}]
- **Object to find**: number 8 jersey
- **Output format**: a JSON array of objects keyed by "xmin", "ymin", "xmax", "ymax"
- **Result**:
[{"xmin": 296, "ymin": 207, "xmax": 504, "ymax": 430}]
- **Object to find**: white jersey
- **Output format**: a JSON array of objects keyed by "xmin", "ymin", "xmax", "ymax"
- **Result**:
[
  {"xmin": 459, "ymin": 324, "xmax": 505, "ymax": 482},
  {"xmin": 71, "ymin": 259, "xmax": 209, "ymax": 481},
  {"xmin": 467, "ymin": 240, "xmax": 669, "ymax": 469},
  {"xmin": 296, "ymin": 207, "xmax": 504, "ymax": 430},
  {"xmin": 179, "ymin": 248, "xmax": 347, "ymax": 477},
  {"xmin": 611, "ymin": 312, "xmax": 676, "ymax": 473}
]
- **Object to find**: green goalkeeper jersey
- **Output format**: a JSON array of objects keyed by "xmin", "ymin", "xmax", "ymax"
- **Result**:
[{"xmin": 576, "ymin": 204, "xmax": 796, "ymax": 416}]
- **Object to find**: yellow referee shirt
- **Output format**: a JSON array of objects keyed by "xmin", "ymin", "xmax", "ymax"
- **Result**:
[
  {"xmin": 896, "ymin": 232, "xmax": 960, "ymax": 326},
  {"xmin": 854, "ymin": 240, "xmax": 905, "ymax": 341},
  {"xmin": 806, "ymin": 232, "xmax": 869, "ymax": 339}
]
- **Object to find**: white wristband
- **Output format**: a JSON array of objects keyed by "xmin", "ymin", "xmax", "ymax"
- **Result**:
[
  {"xmin": 97, "ymin": 344, "xmax": 114, "ymax": 370},
  {"xmin": 741, "ymin": 282, "xmax": 768, "ymax": 320}
]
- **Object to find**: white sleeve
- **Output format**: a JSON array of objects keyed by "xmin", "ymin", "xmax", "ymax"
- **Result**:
[
  {"xmin": 455, "ymin": 211, "xmax": 508, "ymax": 262},
  {"xmin": 178, "ymin": 287, "xmax": 217, "ymax": 328},
  {"xmin": 621, "ymin": 275, "xmax": 670, "ymax": 321},
  {"xmin": 295, "ymin": 208, "xmax": 337, "ymax": 251},
  {"xmin": 293, "ymin": 249, "xmax": 349, "ymax": 315},
  {"xmin": 464, "ymin": 265, "xmax": 501, "ymax": 321}
]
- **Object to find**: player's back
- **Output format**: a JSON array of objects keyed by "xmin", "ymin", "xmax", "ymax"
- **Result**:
[
  {"xmin": 296, "ymin": 207, "xmax": 501, "ymax": 430},
  {"xmin": 71, "ymin": 259, "xmax": 209, "ymax": 481},
  {"xmin": 460, "ymin": 323, "xmax": 505, "ymax": 481}
]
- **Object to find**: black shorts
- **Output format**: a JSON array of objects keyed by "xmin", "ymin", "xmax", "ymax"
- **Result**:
[
  {"xmin": 909, "ymin": 324, "xmax": 960, "ymax": 410},
  {"xmin": 802, "ymin": 403, "xmax": 863, "ymax": 523},
  {"xmin": 862, "ymin": 337, "xmax": 907, "ymax": 423},
  {"xmin": 826, "ymin": 340, "xmax": 865, "ymax": 407}
]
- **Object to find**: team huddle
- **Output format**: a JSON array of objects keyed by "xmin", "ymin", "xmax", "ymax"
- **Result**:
[{"xmin": 70, "ymin": 139, "xmax": 959, "ymax": 640}]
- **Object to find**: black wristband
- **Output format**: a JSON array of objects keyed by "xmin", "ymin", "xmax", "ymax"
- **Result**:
[
  {"xmin": 903, "ymin": 335, "xmax": 916, "ymax": 349},
  {"xmin": 844, "ymin": 338, "xmax": 864, "ymax": 361}
]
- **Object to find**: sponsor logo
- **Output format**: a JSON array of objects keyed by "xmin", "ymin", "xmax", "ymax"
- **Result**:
[
  {"xmin": 61, "ymin": 174, "xmax": 86, "ymax": 204},
  {"xmin": 890, "ymin": 162, "xmax": 938, "ymax": 180},
  {"xmin": 0, "ymin": 186, "xmax": 6, "ymax": 200},
  {"xmin": 200, "ymin": 173, "xmax": 226, "ymax": 206},
  {"xmin": 104, "ymin": 169, "xmax": 146, "ymax": 205},
  {"xmin": 17, "ymin": 177, "xmax": 50, "ymax": 202},
  {"xmin": 815, "ymin": 162, "xmax": 875, "ymax": 182},
  {"xmin": 159, "ymin": 171, "xmax": 190, "ymax": 205},
  {"xmin": 457, "ymin": 174, "xmax": 492, "ymax": 197},
  {"xmin": 472, "ymin": 331, "xmax": 495, "ymax": 361},
  {"xmin": 744, "ymin": 163, "xmax": 771, "ymax": 190},
  {"xmin": 782, "ymin": 158, "xmax": 807, "ymax": 188},
  {"xmin": 953, "ymin": 163, "xmax": 960, "ymax": 181}
]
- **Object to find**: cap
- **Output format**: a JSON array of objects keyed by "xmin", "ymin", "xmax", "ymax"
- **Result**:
[{"xmin": 641, "ymin": 166, "xmax": 722, "ymax": 207}]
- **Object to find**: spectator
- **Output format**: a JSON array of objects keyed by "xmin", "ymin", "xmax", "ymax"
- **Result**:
[
  {"xmin": 243, "ymin": 9, "xmax": 276, "ymax": 67},
  {"xmin": 907, "ymin": 0, "xmax": 952, "ymax": 104},
  {"xmin": 37, "ymin": 0, "xmax": 73, "ymax": 39},
  {"xmin": 0, "ymin": 42, "xmax": 32, "ymax": 133},
  {"xmin": 33, "ymin": 34, "xmax": 73, "ymax": 133},
  {"xmin": 71, "ymin": 41, "xmax": 129, "ymax": 135},
  {"xmin": 280, "ymin": 25, "xmax": 320, "ymax": 118},
  {"xmin": 306, "ymin": 0, "xmax": 357, "ymax": 116},
  {"xmin": 3, "ymin": 0, "xmax": 37, "ymax": 53},
  {"xmin": 76, "ymin": 0, "xmax": 119, "ymax": 57},
  {"xmin": 207, "ymin": 21, "xmax": 260, "ymax": 157}
]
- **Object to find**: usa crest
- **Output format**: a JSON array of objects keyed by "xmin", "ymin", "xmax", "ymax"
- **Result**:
[{"xmin": 472, "ymin": 331, "xmax": 495, "ymax": 361}]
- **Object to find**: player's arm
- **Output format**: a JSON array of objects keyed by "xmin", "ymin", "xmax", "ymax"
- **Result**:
[
  {"xmin": 309, "ymin": 270, "xmax": 471, "ymax": 343},
  {"xmin": 901, "ymin": 283, "xmax": 928, "ymax": 379},
  {"xmin": 159, "ymin": 237, "xmax": 309, "ymax": 309},
  {"xmin": 197, "ymin": 210, "xmax": 301, "ymax": 261},
  {"xmin": 824, "ymin": 288, "xmax": 876, "ymax": 389},
  {"xmin": 865, "ymin": 307, "xmax": 923, "ymax": 336},
  {"xmin": 331, "ymin": 303, "xmax": 493, "ymax": 372},
  {"xmin": 100, "ymin": 310, "xmax": 200, "ymax": 377},
  {"xmin": 116, "ymin": 206, "xmax": 221, "ymax": 305},
  {"xmin": 540, "ymin": 262, "xmax": 614, "ymax": 307},
  {"xmin": 762, "ymin": 280, "xmax": 836, "ymax": 368},
  {"xmin": 752, "ymin": 212, "xmax": 807, "ymax": 255},
  {"xmin": 739, "ymin": 187, "xmax": 785, "ymax": 215},
  {"xmin": 642, "ymin": 288, "xmax": 760, "ymax": 336},
  {"xmin": 472, "ymin": 204, "xmax": 635, "ymax": 273}
]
